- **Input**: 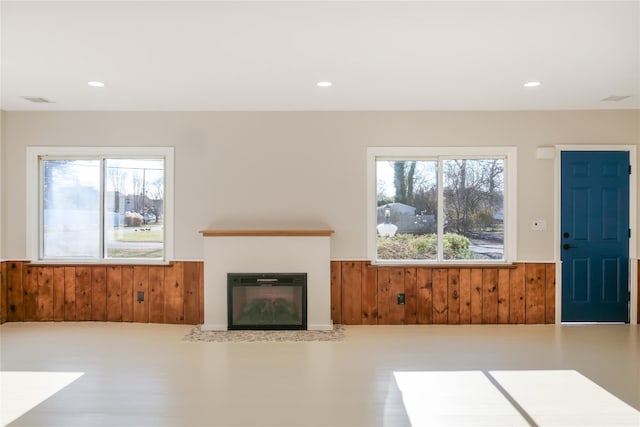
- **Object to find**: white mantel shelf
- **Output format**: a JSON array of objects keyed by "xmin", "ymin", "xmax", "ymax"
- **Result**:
[{"xmin": 200, "ymin": 229, "xmax": 334, "ymax": 237}]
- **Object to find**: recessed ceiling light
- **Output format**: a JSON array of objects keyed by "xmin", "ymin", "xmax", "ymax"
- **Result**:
[
  {"xmin": 317, "ymin": 81, "xmax": 332, "ymax": 87},
  {"xmin": 22, "ymin": 96, "xmax": 55, "ymax": 103},
  {"xmin": 601, "ymin": 95, "xmax": 631, "ymax": 102},
  {"xmin": 88, "ymin": 81, "xmax": 105, "ymax": 87},
  {"xmin": 524, "ymin": 81, "xmax": 541, "ymax": 88}
]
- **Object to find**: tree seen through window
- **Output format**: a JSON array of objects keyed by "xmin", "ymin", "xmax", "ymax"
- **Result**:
[{"xmin": 376, "ymin": 158, "xmax": 505, "ymax": 261}]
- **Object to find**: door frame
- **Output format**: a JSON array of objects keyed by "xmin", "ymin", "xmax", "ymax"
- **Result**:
[{"xmin": 554, "ymin": 145, "xmax": 637, "ymax": 324}]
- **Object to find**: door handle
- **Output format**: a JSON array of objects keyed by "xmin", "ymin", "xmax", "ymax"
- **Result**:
[{"xmin": 563, "ymin": 244, "xmax": 575, "ymax": 250}]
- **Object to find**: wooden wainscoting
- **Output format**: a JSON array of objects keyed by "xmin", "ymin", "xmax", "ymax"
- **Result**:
[
  {"xmin": 2, "ymin": 260, "xmax": 639, "ymax": 325},
  {"xmin": 331, "ymin": 261, "xmax": 557, "ymax": 325},
  {"xmin": 1, "ymin": 262, "xmax": 7, "ymax": 324},
  {"xmin": 0, "ymin": 261, "xmax": 204, "ymax": 325}
]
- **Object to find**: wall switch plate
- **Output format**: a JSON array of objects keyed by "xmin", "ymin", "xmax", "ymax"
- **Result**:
[
  {"xmin": 532, "ymin": 220, "xmax": 547, "ymax": 231},
  {"xmin": 137, "ymin": 291, "xmax": 144, "ymax": 302}
]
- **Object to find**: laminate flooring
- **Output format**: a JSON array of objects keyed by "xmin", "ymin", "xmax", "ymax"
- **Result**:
[{"xmin": 1, "ymin": 322, "xmax": 639, "ymax": 426}]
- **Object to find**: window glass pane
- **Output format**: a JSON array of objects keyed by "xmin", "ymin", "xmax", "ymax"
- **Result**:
[
  {"xmin": 443, "ymin": 159, "xmax": 504, "ymax": 260},
  {"xmin": 105, "ymin": 159, "xmax": 164, "ymax": 259},
  {"xmin": 376, "ymin": 160, "xmax": 438, "ymax": 260},
  {"xmin": 42, "ymin": 159, "xmax": 100, "ymax": 258}
]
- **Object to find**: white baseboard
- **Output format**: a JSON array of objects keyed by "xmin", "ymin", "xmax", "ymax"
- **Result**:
[{"xmin": 307, "ymin": 322, "xmax": 333, "ymax": 331}]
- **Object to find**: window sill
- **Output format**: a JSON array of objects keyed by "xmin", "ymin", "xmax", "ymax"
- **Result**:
[
  {"xmin": 372, "ymin": 260, "xmax": 518, "ymax": 269},
  {"xmin": 26, "ymin": 259, "xmax": 172, "ymax": 267}
]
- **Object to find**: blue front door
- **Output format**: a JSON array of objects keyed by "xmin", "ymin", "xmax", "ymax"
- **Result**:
[{"xmin": 561, "ymin": 151, "xmax": 630, "ymax": 322}]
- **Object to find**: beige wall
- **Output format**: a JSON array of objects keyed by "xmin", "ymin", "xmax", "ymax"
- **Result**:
[
  {"xmin": 0, "ymin": 110, "xmax": 4, "ymax": 259},
  {"xmin": 2, "ymin": 110, "xmax": 639, "ymax": 261}
]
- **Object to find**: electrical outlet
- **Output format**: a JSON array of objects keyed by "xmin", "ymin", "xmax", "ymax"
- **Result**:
[
  {"xmin": 532, "ymin": 220, "xmax": 547, "ymax": 231},
  {"xmin": 137, "ymin": 291, "xmax": 144, "ymax": 302},
  {"xmin": 397, "ymin": 293, "xmax": 405, "ymax": 305}
]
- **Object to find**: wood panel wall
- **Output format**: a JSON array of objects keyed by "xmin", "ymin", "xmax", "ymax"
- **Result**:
[
  {"xmin": 1, "ymin": 262, "xmax": 7, "ymax": 324},
  {"xmin": 2, "ymin": 260, "xmax": 639, "ymax": 325},
  {"xmin": 331, "ymin": 261, "xmax": 558, "ymax": 325},
  {"xmin": 0, "ymin": 261, "xmax": 203, "ymax": 324}
]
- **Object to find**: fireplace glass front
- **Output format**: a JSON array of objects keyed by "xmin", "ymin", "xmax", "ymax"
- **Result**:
[{"xmin": 228, "ymin": 273, "xmax": 307, "ymax": 330}]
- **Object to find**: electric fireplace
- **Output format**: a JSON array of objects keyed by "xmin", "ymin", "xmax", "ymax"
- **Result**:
[{"xmin": 227, "ymin": 273, "xmax": 307, "ymax": 330}]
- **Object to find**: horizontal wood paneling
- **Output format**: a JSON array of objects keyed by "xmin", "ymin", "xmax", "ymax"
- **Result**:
[
  {"xmin": 333, "ymin": 261, "xmax": 558, "ymax": 325},
  {"xmin": 0, "ymin": 261, "xmax": 203, "ymax": 325}
]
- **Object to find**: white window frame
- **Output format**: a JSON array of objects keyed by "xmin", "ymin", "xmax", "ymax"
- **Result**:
[
  {"xmin": 26, "ymin": 146, "xmax": 174, "ymax": 264},
  {"xmin": 367, "ymin": 146, "xmax": 517, "ymax": 265}
]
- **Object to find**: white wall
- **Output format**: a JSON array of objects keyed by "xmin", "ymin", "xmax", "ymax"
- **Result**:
[
  {"xmin": 203, "ymin": 235, "xmax": 332, "ymax": 331},
  {"xmin": 0, "ymin": 110, "xmax": 4, "ymax": 260},
  {"xmin": 2, "ymin": 110, "xmax": 639, "ymax": 261}
]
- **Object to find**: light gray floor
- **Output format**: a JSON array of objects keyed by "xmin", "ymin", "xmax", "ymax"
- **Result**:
[{"xmin": 1, "ymin": 322, "xmax": 639, "ymax": 426}]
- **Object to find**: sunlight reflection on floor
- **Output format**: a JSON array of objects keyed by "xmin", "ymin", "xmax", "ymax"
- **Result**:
[
  {"xmin": 394, "ymin": 370, "xmax": 640, "ymax": 427},
  {"xmin": 394, "ymin": 371, "xmax": 528, "ymax": 426},
  {"xmin": 490, "ymin": 370, "xmax": 640, "ymax": 426},
  {"xmin": 0, "ymin": 371, "xmax": 84, "ymax": 426}
]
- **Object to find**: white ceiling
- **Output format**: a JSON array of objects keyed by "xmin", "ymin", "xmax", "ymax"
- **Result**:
[{"xmin": 1, "ymin": 1, "xmax": 639, "ymax": 111}]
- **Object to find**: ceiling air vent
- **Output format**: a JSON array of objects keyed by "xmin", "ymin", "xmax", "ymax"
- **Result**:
[
  {"xmin": 601, "ymin": 95, "xmax": 631, "ymax": 102},
  {"xmin": 22, "ymin": 96, "xmax": 55, "ymax": 103}
]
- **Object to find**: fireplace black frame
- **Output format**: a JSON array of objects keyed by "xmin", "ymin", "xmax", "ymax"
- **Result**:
[{"xmin": 227, "ymin": 273, "xmax": 307, "ymax": 330}]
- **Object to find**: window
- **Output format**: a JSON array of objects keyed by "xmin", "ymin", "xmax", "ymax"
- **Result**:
[
  {"xmin": 368, "ymin": 147, "xmax": 517, "ymax": 264},
  {"xmin": 27, "ymin": 147, "xmax": 174, "ymax": 263}
]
